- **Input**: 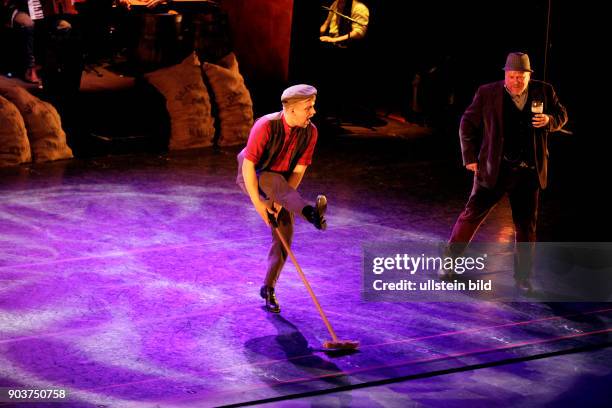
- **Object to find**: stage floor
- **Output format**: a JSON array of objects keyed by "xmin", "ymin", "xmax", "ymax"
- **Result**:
[{"xmin": 1, "ymin": 135, "xmax": 610, "ymax": 407}]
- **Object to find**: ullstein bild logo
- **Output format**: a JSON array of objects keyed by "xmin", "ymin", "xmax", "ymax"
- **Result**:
[{"xmin": 371, "ymin": 253, "xmax": 487, "ymax": 275}]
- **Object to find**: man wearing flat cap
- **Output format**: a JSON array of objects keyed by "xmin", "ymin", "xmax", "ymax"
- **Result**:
[
  {"xmin": 237, "ymin": 84, "xmax": 327, "ymax": 313},
  {"xmin": 441, "ymin": 52, "xmax": 568, "ymax": 292}
]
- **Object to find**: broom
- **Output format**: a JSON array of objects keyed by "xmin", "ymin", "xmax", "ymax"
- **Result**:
[{"xmin": 268, "ymin": 211, "xmax": 359, "ymax": 351}]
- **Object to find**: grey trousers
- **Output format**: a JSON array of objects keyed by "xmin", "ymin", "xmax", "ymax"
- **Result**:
[{"xmin": 237, "ymin": 154, "xmax": 309, "ymax": 287}]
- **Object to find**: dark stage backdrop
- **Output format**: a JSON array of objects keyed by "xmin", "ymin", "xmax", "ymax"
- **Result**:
[
  {"xmin": 290, "ymin": 0, "xmax": 581, "ymax": 123},
  {"xmin": 287, "ymin": 1, "xmax": 607, "ymax": 240}
]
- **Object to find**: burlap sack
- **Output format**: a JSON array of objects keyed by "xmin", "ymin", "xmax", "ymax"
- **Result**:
[
  {"xmin": 144, "ymin": 52, "xmax": 215, "ymax": 150},
  {"xmin": 0, "ymin": 86, "xmax": 73, "ymax": 162},
  {"xmin": 0, "ymin": 95, "xmax": 31, "ymax": 167},
  {"xmin": 203, "ymin": 52, "xmax": 253, "ymax": 146}
]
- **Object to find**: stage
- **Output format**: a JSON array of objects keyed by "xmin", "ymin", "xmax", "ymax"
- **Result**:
[{"xmin": 1, "ymin": 132, "xmax": 610, "ymax": 407}]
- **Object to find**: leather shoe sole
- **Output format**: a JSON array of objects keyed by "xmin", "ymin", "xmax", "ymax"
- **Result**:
[{"xmin": 316, "ymin": 195, "xmax": 327, "ymax": 230}]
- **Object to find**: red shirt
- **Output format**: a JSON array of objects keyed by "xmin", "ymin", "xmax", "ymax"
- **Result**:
[{"xmin": 244, "ymin": 113, "xmax": 318, "ymax": 173}]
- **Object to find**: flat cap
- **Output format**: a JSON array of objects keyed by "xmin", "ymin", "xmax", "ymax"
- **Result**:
[{"xmin": 281, "ymin": 84, "xmax": 317, "ymax": 103}]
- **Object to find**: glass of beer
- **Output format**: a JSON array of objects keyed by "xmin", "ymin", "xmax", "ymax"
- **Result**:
[
  {"xmin": 531, "ymin": 100, "xmax": 544, "ymax": 114},
  {"xmin": 531, "ymin": 100, "xmax": 543, "ymax": 127}
]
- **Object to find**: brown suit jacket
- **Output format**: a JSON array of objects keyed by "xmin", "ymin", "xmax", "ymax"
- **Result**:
[{"xmin": 459, "ymin": 80, "xmax": 568, "ymax": 189}]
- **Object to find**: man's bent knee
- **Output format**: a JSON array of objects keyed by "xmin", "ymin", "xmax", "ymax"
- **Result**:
[{"xmin": 259, "ymin": 172, "xmax": 287, "ymax": 190}]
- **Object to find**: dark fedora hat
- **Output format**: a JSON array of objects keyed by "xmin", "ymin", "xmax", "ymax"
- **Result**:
[{"xmin": 502, "ymin": 52, "xmax": 533, "ymax": 72}]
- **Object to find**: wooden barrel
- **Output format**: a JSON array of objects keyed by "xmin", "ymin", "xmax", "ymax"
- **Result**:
[
  {"xmin": 133, "ymin": 13, "xmax": 183, "ymax": 69},
  {"xmin": 185, "ymin": 10, "xmax": 232, "ymax": 62}
]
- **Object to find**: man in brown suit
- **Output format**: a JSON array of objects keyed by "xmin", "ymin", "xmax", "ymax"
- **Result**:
[{"xmin": 442, "ymin": 52, "xmax": 568, "ymax": 292}]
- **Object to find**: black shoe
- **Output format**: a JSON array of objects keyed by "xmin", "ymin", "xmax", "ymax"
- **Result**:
[
  {"xmin": 438, "ymin": 243, "xmax": 457, "ymax": 281},
  {"xmin": 437, "ymin": 266, "xmax": 457, "ymax": 281},
  {"xmin": 515, "ymin": 278, "xmax": 533, "ymax": 294},
  {"xmin": 303, "ymin": 195, "xmax": 327, "ymax": 230},
  {"xmin": 260, "ymin": 285, "xmax": 280, "ymax": 313}
]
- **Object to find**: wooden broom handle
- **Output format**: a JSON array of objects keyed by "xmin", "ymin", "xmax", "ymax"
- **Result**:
[{"xmin": 272, "ymin": 228, "xmax": 339, "ymax": 343}]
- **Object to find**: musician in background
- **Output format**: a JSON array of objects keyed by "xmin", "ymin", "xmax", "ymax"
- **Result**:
[
  {"xmin": 319, "ymin": 0, "xmax": 369, "ymax": 46},
  {"xmin": 1, "ymin": 0, "xmax": 73, "ymax": 83},
  {"xmin": 2, "ymin": 0, "xmax": 38, "ymax": 82},
  {"xmin": 317, "ymin": 0, "xmax": 372, "ymax": 124},
  {"xmin": 116, "ymin": 0, "xmax": 168, "ymax": 12}
]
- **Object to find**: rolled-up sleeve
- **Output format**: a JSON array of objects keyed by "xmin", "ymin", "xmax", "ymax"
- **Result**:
[{"xmin": 351, "ymin": 3, "xmax": 369, "ymax": 38}]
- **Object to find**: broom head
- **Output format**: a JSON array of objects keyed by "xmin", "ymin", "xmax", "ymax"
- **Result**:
[{"xmin": 323, "ymin": 339, "xmax": 360, "ymax": 350}]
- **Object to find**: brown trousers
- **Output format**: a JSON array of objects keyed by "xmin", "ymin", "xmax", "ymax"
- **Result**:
[
  {"xmin": 448, "ymin": 164, "xmax": 540, "ymax": 280},
  {"xmin": 237, "ymin": 153, "xmax": 309, "ymax": 287}
]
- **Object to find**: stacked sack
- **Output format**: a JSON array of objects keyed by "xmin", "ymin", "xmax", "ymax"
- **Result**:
[
  {"xmin": 144, "ymin": 52, "xmax": 253, "ymax": 150},
  {"xmin": 0, "ymin": 85, "xmax": 73, "ymax": 167}
]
